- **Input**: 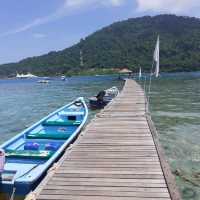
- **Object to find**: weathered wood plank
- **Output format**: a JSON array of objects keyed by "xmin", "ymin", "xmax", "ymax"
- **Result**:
[
  {"xmin": 38, "ymin": 194, "xmax": 171, "ymax": 200},
  {"xmin": 49, "ymin": 177, "xmax": 166, "ymax": 183},
  {"xmin": 53, "ymin": 173, "xmax": 165, "ymax": 179},
  {"xmin": 40, "ymin": 189, "xmax": 170, "ymax": 198},
  {"xmin": 47, "ymin": 179, "xmax": 167, "ymax": 187},
  {"xmin": 44, "ymin": 185, "xmax": 169, "ymax": 193},
  {"xmin": 55, "ymin": 170, "xmax": 164, "ymax": 175}
]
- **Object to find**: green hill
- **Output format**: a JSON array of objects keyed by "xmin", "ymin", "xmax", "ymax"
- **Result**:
[{"xmin": 1, "ymin": 14, "xmax": 200, "ymax": 77}]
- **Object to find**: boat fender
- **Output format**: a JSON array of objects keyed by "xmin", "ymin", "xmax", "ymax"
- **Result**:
[
  {"xmin": 74, "ymin": 100, "xmax": 82, "ymax": 106},
  {"xmin": 0, "ymin": 149, "xmax": 5, "ymax": 174}
]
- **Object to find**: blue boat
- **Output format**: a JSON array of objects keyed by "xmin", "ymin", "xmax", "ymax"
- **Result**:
[{"xmin": 0, "ymin": 97, "xmax": 88, "ymax": 195}]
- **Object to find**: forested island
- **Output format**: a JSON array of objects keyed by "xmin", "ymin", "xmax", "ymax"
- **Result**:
[{"xmin": 0, "ymin": 14, "xmax": 200, "ymax": 77}]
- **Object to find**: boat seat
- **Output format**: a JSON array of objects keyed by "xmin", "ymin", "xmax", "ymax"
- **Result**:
[
  {"xmin": 42, "ymin": 120, "xmax": 81, "ymax": 126},
  {"xmin": 27, "ymin": 131, "xmax": 72, "ymax": 140},
  {"xmin": 5, "ymin": 149, "xmax": 54, "ymax": 159}
]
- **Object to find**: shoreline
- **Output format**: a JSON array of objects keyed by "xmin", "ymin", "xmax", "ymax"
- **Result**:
[{"xmin": 0, "ymin": 70, "xmax": 200, "ymax": 80}]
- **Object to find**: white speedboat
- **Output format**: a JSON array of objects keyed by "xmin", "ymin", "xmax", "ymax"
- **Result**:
[
  {"xmin": 16, "ymin": 73, "xmax": 38, "ymax": 79},
  {"xmin": 61, "ymin": 76, "xmax": 66, "ymax": 81}
]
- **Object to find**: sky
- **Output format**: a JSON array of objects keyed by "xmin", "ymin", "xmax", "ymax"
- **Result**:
[{"xmin": 0, "ymin": 0, "xmax": 200, "ymax": 64}]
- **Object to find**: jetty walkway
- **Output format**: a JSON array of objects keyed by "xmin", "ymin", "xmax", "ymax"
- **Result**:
[{"xmin": 27, "ymin": 79, "xmax": 181, "ymax": 200}]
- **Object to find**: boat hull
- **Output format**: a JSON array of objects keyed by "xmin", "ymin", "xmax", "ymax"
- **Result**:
[
  {"xmin": 89, "ymin": 97, "xmax": 110, "ymax": 109},
  {"xmin": 89, "ymin": 87, "xmax": 119, "ymax": 110},
  {"xmin": 0, "ymin": 180, "xmax": 34, "ymax": 195},
  {"xmin": 0, "ymin": 97, "xmax": 88, "ymax": 195}
]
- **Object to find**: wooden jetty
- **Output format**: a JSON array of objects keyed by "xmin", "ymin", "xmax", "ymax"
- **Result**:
[{"xmin": 26, "ymin": 79, "xmax": 181, "ymax": 200}]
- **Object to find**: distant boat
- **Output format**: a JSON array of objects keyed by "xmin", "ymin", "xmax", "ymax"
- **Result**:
[
  {"xmin": 61, "ymin": 76, "xmax": 66, "ymax": 81},
  {"xmin": 0, "ymin": 97, "xmax": 88, "ymax": 195},
  {"xmin": 37, "ymin": 80, "xmax": 49, "ymax": 84},
  {"xmin": 41, "ymin": 77, "xmax": 51, "ymax": 80},
  {"xmin": 95, "ymin": 75, "xmax": 104, "ymax": 77},
  {"xmin": 37, "ymin": 77, "xmax": 51, "ymax": 83},
  {"xmin": 89, "ymin": 86, "xmax": 119, "ymax": 109},
  {"xmin": 16, "ymin": 73, "xmax": 38, "ymax": 79}
]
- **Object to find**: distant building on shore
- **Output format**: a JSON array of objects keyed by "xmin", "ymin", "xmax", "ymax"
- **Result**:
[{"xmin": 118, "ymin": 68, "xmax": 133, "ymax": 79}]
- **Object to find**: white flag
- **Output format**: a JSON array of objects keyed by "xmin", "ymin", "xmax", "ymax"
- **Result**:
[
  {"xmin": 153, "ymin": 36, "xmax": 159, "ymax": 77},
  {"xmin": 139, "ymin": 67, "xmax": 142, "ymax": 78}
]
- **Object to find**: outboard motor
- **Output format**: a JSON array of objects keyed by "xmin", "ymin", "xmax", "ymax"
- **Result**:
[{"xmin": 96, "ymin": 90, "xmax": 106, "ymax": 102}]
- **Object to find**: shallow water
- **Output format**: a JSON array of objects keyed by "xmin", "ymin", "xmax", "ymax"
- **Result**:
[
  {"xmin": 0, "ymin": 76, "xmax": 123, "ymax": 143},
  {"xmin": 0, "ymin": 74, "xmax": 200, "ymax": 199},
  {"xmin": 147, "ymin": 73, "xmax": 200, "ymax": 200}
]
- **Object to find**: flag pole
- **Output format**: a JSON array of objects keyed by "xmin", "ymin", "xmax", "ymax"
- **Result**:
[
  {"xmin": 147, "ymin": 61, "xmax": 154, "ymax": 111},
  {"xmin": 143, "ymin": 74, "xmax": 147, "ymax": 112},
  {"xmin": 143, "ymin": 74, "xmax": 147, "ymax": 95},
  {"xmin": 139, "ymin": 67, "xmax": 141, "ymax": 81}
]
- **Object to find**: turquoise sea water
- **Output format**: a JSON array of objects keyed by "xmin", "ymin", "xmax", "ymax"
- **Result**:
[
  {"xmin": 0, "ymin": 76, "xmax": 123, "ymax": 143},
  {"xmin": 148, "ymin": 73, "xmax": 200, "ymax": 200},
  {"xmin": 0, "ymin": 74, "xmax": 199, "ymax": 199}
]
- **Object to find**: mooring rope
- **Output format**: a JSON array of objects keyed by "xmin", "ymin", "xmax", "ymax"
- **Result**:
[{"xmin": 9, "ymin": 187, "xmax": 16, "ymax": 200}]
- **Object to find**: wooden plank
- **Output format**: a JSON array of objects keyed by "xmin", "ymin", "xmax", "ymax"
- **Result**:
[
  {"xmin": 47, "ymin": 179, "xmax": 167, "ymax": 187},
  {"xmin": 62, "ymin": 161, "xmax": 161, "ymax": 165},
  {"xmin": 49, "ymin": 177, "xmax": 166, "ymax": 183},
  {"xmin": 70, "ymin": 149, "xmax": 157, "ymax": 153},
  {"xmin": 40, "ymin": 190, "xmax": 170, "ymax": 198},
  {"xmin": 44, "ymin": 185, "xmax": 169, "ymax": 193},
  {"xmin": 69, "ymin": 153, "xmax": 158, "ymax": 157},
  {"xmin": 38, "ymin": 194, "xmax": 171, "ymax": 200},
  {"xmin": 53, "ymin": 173, "xmax": 165, "ymax": 179},
  {"xmin": 79, "ymin": 140, "xmax": 155, "ymax": 144},
  {"xmin": 55, "ymin": 170, "xmax": 164, "ymax": 175},
  {"xmin": 74, "ymin": 145, "xmax": 156, "ymax": 149},
  {"xmin": 85, "ymin": 129, "xmax": 151, "ymax": 133},
  {"xmin": 64, "ymin": 159, "xmax": 159, "ymax": 163},
  {"xmin": 59, "ymin": 167, "xmax": 162, "ymax": 172}
]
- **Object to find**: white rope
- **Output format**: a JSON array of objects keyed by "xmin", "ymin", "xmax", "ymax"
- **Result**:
[
  {"xmin": 9, "ymin": 187, "xmax": 16, "ymax": 200},
  {"xmin": 143, "ymin": 75, "xmax": 147, "ymax": 94}
]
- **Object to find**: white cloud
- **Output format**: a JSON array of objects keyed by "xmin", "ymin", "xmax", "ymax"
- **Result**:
[
  {"xmin": 136, "ymin": 0, "xmax": 200, "ymax": 15},
  {"xmin": 0, "ymin": 19, "xmax": 45, "ymax": 37},
  {"xmin": 33, "ymin": 33, "xmax": 46, "ymax": 39},
  {"xmin": 0, "ymin": 0, "xmax": 125, "ymax": 37},
  {"xmin": 64, "ymin": 0, "xmax": 124, "ymax": 8},
  {"xmin": 110, "ymin": 0, "xmax": 125, "ymax": 7},
  {"xmin": 102, "ymin": 0, "xmax": 125, "ymax": 7}
]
